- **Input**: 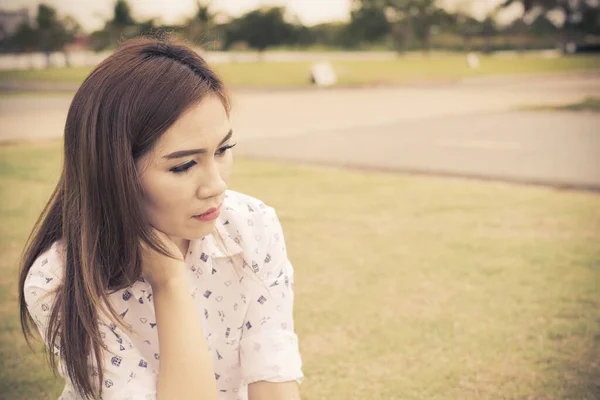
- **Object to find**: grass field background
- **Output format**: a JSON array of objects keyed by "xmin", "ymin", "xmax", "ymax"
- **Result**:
[
  {"xmin": 1, "ymin": 140, "xmax": 599, "ymax": 399},
  {"xmin": 1, "ymin": 54, "xmax": 599, "ymax": 89}
]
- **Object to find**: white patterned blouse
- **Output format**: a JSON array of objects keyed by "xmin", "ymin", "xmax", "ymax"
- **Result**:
[{"xmin": 24, "ymin": 190, "xmax": 304, "ymax": 399}]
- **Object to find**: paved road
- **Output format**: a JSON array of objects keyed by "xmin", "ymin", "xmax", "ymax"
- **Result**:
[
  {"xmin": 1, "ymin": 72, "xmax": 599, "ymax": 189},
  {"xmin": 238, "ymin": 110, "xmax": 600, "ymax": 190}
]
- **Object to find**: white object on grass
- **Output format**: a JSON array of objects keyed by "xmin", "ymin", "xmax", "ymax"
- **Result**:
[
  {"xmin": 310, "ymin": 61, "xmax": 337, "ymax": 87},
  {"xmin": 466, "ymin": 52, "xmax": 480, "ymax": 69}
]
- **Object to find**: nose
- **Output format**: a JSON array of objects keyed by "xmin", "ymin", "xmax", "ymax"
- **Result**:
[{"xmin": 196, "ymin": 161, "xmax": 227, "ymax": 200}]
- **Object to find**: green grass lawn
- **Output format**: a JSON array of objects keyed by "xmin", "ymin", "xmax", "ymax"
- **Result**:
[
  {"xmin": 0, "ymin": 54, "xmax": 599, "ymax": 89},
  {"xmin": 1, "ymin": 140, "xmax": 599, "ymax": 399}
]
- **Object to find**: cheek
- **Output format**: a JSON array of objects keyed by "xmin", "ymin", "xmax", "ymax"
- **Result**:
[
  {"xmin": 141, "ymin": 156, "xmax": 233, "ymax": 212},
  {"xmin": 219, "ymin": 156, "xmax": 233, "ymax": 182},
  {"xmin": 140, "ymin": 173, "xmax": 190, "ymax": 214}
]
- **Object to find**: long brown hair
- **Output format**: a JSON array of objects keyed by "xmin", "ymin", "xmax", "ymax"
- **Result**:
[{"xmin": 18, "ymin": 35, "xmax": 230, "ymax": 399}]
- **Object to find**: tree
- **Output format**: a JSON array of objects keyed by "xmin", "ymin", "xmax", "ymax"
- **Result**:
[
  {"xmin": 224, "ymin": 7, "xmax": 294, "ymax": 53},
  {"xmin": 577, "ymin": 1, "xmax": 600, "ymax": 35},
  {"xmin": 500, "ymin": 0, "xmax": 557, "ymax": 14},
  {"xmin": 348, "ymin": 0, "xmax": 390, "ymax": 45},
  {"xmin": 288, "ymin": 23, "xmax": 316, "ymax": 47},
  {"xmin": 0, "ymin": 5, "xmax": 79, "ymax": 61},
  {"xmin": 454, "ymin": 13, "xmax": 482, "ymax": 51},
  {"xmin": 107, "ymin": 0, "xmax": 138, "ymax": 46},
  {"xmin": 481, "ymin": 14, "xmax": 497, "ymax": 53},
  {"xmin": 88, "ymin": 29, "xmax": 111, "ymax": 52},
  {"xmin": 352, "ymin": 0, "xmax": 451, "ymax": 53},
  {"xmin": 186, "ymin": 1, "xmax": 221, "ymax": 49},
  {"xmin": 499, "ymin": 0, "xmax": 598, "ymax": 49},
  {"xmin": 113, "ymin": 0, "xmax": 136, "ymax": 26},
  {"xmin": 392, "ymin": 0, "xmax": 450, "ymax": 52},
  {"xmin": 89, "ymin": 0, "xmax": 141, "ymax": 51},
  {"xmin": 529, "ymin": 13, "xmax": 559, "ymax": 36},
  {"xmin": 310, "ymin": 22, "xmax": 352, "ymax": 48},
  {"xmin": 36, "ymin": 4, "xmax": 78, "ymax": 67},
  {"xmin": 138, "ymin": 18, "xmax": 158, "ymax": 35},
  {"xmin": 8, "ymin": 22, "xmax": 37, "ymax": 53}
]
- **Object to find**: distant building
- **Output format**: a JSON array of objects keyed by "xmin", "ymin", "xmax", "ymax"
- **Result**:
[{"xmin": 0, "ymin": 8, "xmax": 30, "ymax": 41}]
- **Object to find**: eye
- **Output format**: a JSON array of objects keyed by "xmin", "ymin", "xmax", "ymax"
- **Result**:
[
  {"xmin": 170, "ymin": 160, "xmax": 197, "ymax": 174},
  {"xmin": 216, "ymin": 143, "xmax": 237, "ymax": 157}
]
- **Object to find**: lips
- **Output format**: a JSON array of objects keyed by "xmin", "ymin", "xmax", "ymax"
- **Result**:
[
  {"xmin": 196, "ymin": 207, "xmax": 217, "ymax": 217},
  {"xmin": 193, "ymin": 203, "xmax": 223, "ymax": 218}
]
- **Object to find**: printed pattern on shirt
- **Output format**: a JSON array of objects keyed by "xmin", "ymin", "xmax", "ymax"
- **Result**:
[{"xmin": 23, "ymin": 190, "xmax": 303, "ymax": 400}]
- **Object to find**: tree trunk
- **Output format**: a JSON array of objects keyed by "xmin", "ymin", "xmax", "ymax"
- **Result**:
[
  {"xmin": 422, "ymin": 33, "xmax": 431, "ymax": 55},
  {"xmin": 63, "ymin": 49, "xmax": 71, "ymax": 67},
  {"xmin": 559, "ymin": 5, "xmax": 573, "ymax": 53},
  {"xmin": 45, "ymin": 51, "xmax": 52, "ymax": 68},
  {"xmin": 462, "ymin": 33, "xmax": 472, "ymax": 52},
  {"xmin": 483, "ymin": 35, "xmax": 491, "ymax": 54},
  {"xmin": 391, "ymin": 22, "xmax": 411, "ymax": 55}
]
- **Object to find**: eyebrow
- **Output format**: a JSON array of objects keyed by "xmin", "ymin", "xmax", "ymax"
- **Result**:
[{"xmin": 163, "ymin": 129, "xmax": 233, "ymax": 160}]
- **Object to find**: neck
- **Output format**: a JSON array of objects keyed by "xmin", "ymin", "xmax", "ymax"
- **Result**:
[{"xmin": 172, "ymin": 238, "xmax": 190, "ymax": 259}]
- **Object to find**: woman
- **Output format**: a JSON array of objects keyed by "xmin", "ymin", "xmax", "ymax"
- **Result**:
[{"xmin": 18, "ymin": 36, "xmax": 303, "ymax": 400}]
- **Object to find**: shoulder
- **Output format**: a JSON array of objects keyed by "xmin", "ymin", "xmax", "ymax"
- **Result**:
[
  {"xmin": 222, "ymin": 190, "xmax": 273, "ymax": 216},
  {"xmin": 220, "ymin": 190, "xmax": 279, "ymax": 231},
  {"xmin": 219, "ymin": 190, "xmax": 288, "ymax": 273},
  {"xmin": 24, "ymin": 241, "xmax": 64, "ymax": 292},
  {"xmin": 23, "ymin": 241, "xmax": 64, "ymax": 328}
]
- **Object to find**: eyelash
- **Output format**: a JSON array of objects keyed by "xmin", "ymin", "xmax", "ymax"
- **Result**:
[{"xmin": 170, "ymin": 143, "xmax": 237, "ymax": 174}]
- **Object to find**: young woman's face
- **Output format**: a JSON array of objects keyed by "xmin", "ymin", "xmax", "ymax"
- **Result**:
[{"xmin": 137, "ymin": 94, "xmax": 234, "ymax": 243}]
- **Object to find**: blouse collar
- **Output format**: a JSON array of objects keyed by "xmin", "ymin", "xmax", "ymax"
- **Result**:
[{"xmin": 128, "ymin": 215, "xmax": 244, "ymax": 302}]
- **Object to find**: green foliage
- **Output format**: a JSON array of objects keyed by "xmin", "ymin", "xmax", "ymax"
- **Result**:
[
  {"xmin": 185, "ymin": 2, "xmax": 222, "ymax": 49},
  {"xmin": 112, "ymin": 0, "xmax": 136, "ymax": 27},
  {"xmin": 501, "ymin": 0, "xmax": 600, "ymax": 36},
  {"xmin": 224, "ymin": 7, "xmax": 295, "ymax": 52},
  {"xmin": 87, "ymin": 0, "xmax": 140, "ymax": 51},
  {"xmin": 36, "ymin": 4, "xmax": 57, "ymax": 31},
  {"xmin": 106, "ymin": 0, "xmax": 138, "ymax": 45},
  {"xmin": 529, "ymin": 14, "xmax": 559, "ymax": 36},
  {"xmin": 501, "ymin": 0, "xmax": 559, "ymax": 13},
  {"xmin": 348, "ymin": 1, "xmax": 390, "ymax": 44},
  {"xmin": 577, "ymin": 2, "xmax": 600, "ymax": 35},
  {"xmin": 9, "ymin": 22, "xmax": 37, "ymax": 53},
  {"xmin": 351, "ymin": 0, "xmax": 456, "ymax": 52},
  {"xmin": 0, "ymin": 4, "xmax": 79, "ymax": 65},
  {"xmin": 36, "ymin": 5, "xmax": 78, "ymax": 56},
  {"xmin": 88, "ymin": 30, "xmax": 111, "ymax": 52},
  {"xmin": 2, "ymin": 0, "xmax": 599, "ymax": 55},
  {"xmin": 309, "ymin": 23, "xmax": 344, "ymax": 48}
]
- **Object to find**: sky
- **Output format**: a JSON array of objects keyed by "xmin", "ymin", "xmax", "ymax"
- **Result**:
[{"xmin": 0, "ymin": 0, "xmax": 523, "ymax": 31}]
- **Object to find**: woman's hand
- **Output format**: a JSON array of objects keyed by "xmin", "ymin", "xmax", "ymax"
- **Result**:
[{"xmin": 140, "ymin": 229, "xmax": 187, "ymax": 289}]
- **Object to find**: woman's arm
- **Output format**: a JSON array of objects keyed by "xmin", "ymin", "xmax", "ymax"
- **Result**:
[
  {"xmin": 239, "ymin": 205, "xmax": 304, "ymax": 398},
  {"xmin": 142, "ymin": 230, "xmax": 218, "ymax": 400},
  {"xmin": 153, "ymin": 274, "xmax": 219, "ymax": 400}
]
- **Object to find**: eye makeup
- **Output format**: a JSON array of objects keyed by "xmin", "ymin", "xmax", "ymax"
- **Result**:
[{"xmin": 169, "ymin": 143, "xmax": 236, "ymax": 174}]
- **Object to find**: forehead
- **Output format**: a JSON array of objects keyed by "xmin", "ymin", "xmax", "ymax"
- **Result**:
[{"xmin": 154, "ymin": 94, "xmax": 230, "ymax": 155}]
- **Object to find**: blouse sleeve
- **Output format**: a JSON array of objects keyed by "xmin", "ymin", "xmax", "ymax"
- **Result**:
[
  {"xmin": 238, "ymin": 207, "xmax": 304, "ymax": 386},
  {"xmin": 23, "ymin": 246, "xmax": 157, "ymax": 400}
]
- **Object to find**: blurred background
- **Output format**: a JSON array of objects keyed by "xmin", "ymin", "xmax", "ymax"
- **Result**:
[{"xmin": 1, "ymin": 1, "xmax": 599, "ymax": 399}]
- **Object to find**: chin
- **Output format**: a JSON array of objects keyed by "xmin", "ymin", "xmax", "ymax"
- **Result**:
[{"xmin": 187, "ymin": 222, "xmax": 217, "ymax": 239}]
